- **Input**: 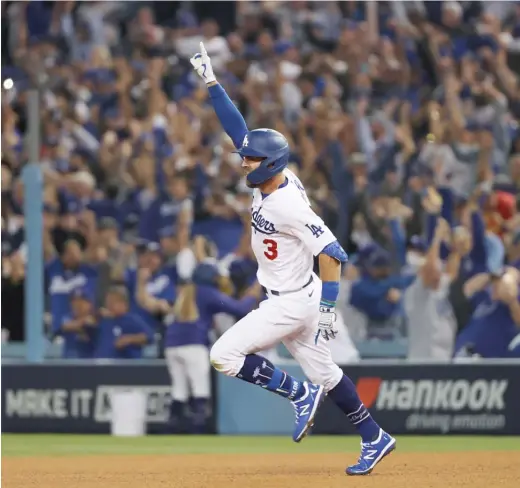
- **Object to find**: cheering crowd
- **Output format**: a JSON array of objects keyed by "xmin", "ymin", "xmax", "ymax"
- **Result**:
[{"xmin": 2, "ymin": 1, "xmax": 520, "ymax": 362}]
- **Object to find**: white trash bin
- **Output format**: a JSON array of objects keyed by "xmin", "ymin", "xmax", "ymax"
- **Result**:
[{"xmin": 110, "ymin": 388, "xmax": 147, "ymax": 437}]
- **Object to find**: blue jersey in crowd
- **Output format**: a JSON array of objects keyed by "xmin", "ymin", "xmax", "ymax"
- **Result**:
[
  {"xmin": 349, "ymin": 274, "xmax": 415, "ymax": 322},
  {"xmin": 125, "ymin": 266, "xmax": 177, "ymax": 330},
  {"xmin": 192, "ymin": 217, "xmax": 244, "ymax": 258},
  {"xmin": 94, "ymin": 313, "xmax": 154, "ymax": 359},
  {"xmin": 138, "ymin": 194, "xmax": 189, "ymax": 243},
  {"xmin": 46, "ymin": 259, "xmax": 98, "ymax": 338},
  {"xmin": 455, "ymin": 290, "xmax": 520, "ymax": 358},
  {"xmin": 165, "ymin": 285, "xmax": 256, "ymax": 348},
  {"xmin": 59, "ymin": 314, "xmax": 97, "ymax": 359}
]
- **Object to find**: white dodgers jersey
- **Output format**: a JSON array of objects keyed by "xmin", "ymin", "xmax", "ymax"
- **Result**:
[{"xmin": 250, "ymin": 169, "xmax": 336, "ymax": 292}]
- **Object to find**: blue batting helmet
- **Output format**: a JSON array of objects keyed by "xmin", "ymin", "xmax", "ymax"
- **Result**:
[{"xmin": 235, "ymin": 129, "xmax": 290, "ymax": 185}]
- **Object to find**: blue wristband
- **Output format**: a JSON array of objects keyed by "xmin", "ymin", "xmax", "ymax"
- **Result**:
[{"xmin": 321, "ymin": 281, "xmax": 339, "ymax": 308}]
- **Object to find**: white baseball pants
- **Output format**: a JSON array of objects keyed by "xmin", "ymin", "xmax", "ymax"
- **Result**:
[
  {"xmin": 209, "ymin": 276, "xmax": 343, "ymax": 392},
  {"xmin": 165, "ymin": 344, "xmax": 211, "ymax": 401}
]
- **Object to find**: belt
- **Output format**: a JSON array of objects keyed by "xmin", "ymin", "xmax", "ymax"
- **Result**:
[{"xmin": 262, "ymin": 276, "xmax": 314, "ymax": 297}]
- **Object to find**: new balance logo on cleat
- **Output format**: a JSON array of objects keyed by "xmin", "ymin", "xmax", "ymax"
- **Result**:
[
  {"xmin": 292, "ymin": 383, "xmax": 326, "ymax": 443},
  {"xmin": 299, "ymin": 404, "xmax": 310, "ymax": 417},
  {"xmin": 363, "ymin": 450, "xmax": 378, "ymax": 460},
  {"xmin": 346, "ymin": 430, "xmax": 396, "ymax": 476}
]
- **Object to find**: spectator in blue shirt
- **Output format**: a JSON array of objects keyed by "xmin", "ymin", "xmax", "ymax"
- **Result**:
[
  {"xmin": 94, "ymin": 286, "xmax": 154, "ymax": 360},
  {"xmin": 349, "ymin": 245, "xmax": 414, "ymax": 338},
  {"xmin": 137, "ymin": 260, "xmax": 261, "ymax": 433},
  {"xmin": 46, "ymin": 239, "xmax": 98, "ymax": 341},
  {"xmin": 126, "ymin": 240, "xmax": 177, "ymax": 353},
  {"xmin": 138, "ymin": 173, "xmax": 193, "ymax": 249},
  {"xmin": 3, "ymin": 1, "xmax": 519, "ymax": 363},
  {"xmin": 455, "ymin": 268, "xmax": 520, "ymax": 358},
  {"xmin": 59, "ymin": 287, "xmax": 98, "ymax": 359}
]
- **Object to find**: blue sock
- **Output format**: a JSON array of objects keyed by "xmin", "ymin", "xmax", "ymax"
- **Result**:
[
  {"xmin": 328, "ymin": 375, "xmax": 381, "ymax": 443},
  {"xmin": 237, "ymin": 354, "xmax": 305, "ymax": 400}
]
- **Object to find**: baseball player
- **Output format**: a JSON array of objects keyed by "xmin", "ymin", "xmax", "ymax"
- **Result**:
[{"xmin": 191, "ymin": 43, "xmax": 395, "ymax": 475}]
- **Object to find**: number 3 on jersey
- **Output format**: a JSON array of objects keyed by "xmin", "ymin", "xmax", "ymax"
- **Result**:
[{"xmin": 263, "ymin": 239, "xmax": 278, "ymax": 260}]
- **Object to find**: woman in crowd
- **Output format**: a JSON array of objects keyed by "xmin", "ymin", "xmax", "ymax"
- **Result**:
[{"xmin": 137, "ymin": 239, "xmax": 262, "ymax": 433}]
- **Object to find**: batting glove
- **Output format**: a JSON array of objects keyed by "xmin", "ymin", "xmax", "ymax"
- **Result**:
[
  {"xmin": 190, "ymin": 42, "xmax": 216, "ymax": 84},
  {"xmin": 314, "ymin": 306, "xmax": 338, "ymax": 344}
]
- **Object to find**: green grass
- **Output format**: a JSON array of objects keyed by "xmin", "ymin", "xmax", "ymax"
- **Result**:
[{"xmin": 2, "ymin": 435, "xmax": 519, "ymax": 457}]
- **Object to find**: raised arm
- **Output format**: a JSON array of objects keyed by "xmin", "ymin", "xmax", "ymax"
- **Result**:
[
  {"xmin": 420, "ymin": 218, "xmax": 447, "ymax": 286},
  {"xmin": 468, "ymin": 207, "xmax": 487, "ymax": 267},
  {"xmin": 205, "ymin": 285, "xmax": 260, "ymax": 318},
  {"xmin": 191, "ymin": 42, "xmax": 248, "ymax": 149},
  {"xmin": 463, "ymin": 273, "xmax": 491, "ymax": 299},
  {"xmin": 135, "ymin": 268, "xmax": 171, "ymax": 315}
]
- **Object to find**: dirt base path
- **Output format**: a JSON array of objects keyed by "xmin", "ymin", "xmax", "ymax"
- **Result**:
[{"xmin": 3, "ymin": 451, "xmax": 519, "ymax": 488}]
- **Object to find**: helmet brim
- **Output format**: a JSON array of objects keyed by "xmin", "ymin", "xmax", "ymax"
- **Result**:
[{"xmin": 233, "ymin": 146, "xmax": 267, "ymax": 158}]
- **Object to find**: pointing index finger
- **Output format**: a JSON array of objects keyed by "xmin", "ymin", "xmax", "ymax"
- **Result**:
[{"xmin": 200, "ymin": 42, "xmax": 207, "ymax": 55}]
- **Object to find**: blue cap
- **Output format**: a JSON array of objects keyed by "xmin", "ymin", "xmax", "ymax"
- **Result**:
[
  {"xmin": 64, "ymin": 199, "xmax": 83, "ymax": 215},
  {"xmin": 409, "ymin": 235, "xmax": 428, "ymax": 253},
  {"xmin": 352, "ymin": 244, "xmax": 392, "ymax": 269},
  {"xmin": 366, "ymin": 249, "xmax": 392, "ymax": 268},
  {"xmin": 274, "ymin": 41, "xmax": 294, "ymax": 55},
  {"xmin": 355, "ymin": 243, "xmax": 392, "ymax": 268},
  {"xmin": 136, "ymin": 240, "xmax": 161, "ymax": 253},
  {"xmin": 70, "ymin": 287, "xmax": 95, "ymax": 303},
  {"xmin": 192, "ymin": 263, "xmax": 220, "ymax": 287}
]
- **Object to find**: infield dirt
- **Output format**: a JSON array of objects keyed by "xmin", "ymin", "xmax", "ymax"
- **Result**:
[{"xmin": 2, "ymin": 451, "xmax": 519, "ymax": 488}]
